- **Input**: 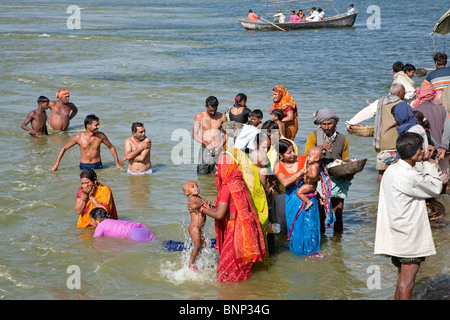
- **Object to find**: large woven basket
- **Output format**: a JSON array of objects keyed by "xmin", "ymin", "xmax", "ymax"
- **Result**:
[
  {"xmin": 327, "ymin": 158, "xmax": 367, "ymax": 177},
  {"xmin": 351, "ymin": 125, "xmax": 374, "ymax": 137}
]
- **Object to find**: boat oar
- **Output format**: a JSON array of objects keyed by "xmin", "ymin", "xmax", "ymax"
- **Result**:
[{"xmin": 259, "ymin": 17, "xmax": 286, "ymax": 32}]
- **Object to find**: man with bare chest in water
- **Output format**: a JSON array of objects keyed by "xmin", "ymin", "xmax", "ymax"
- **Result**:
[
  {"xmin": 51, "ymin": 114, "xmax": 123, "ymax": 171},
  {"xmin": 21, "ymin": 96, "xmax": 50, "ymax": 136},
  {"xmin": 192, "ymin": 96, "xmax": 227, "ymax": 175},
  {"xmin": 47, "ymin": 90, "xmax": 78, "ymax": 131},
  {"xmin": 120, "ymin": 122, "xmax": 152, "ymax": 175}
]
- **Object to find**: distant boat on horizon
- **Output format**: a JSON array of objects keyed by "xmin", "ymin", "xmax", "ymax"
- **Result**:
[{"xmin": 239, "ymin": 11, "xmax": 357, "ymax": 31}]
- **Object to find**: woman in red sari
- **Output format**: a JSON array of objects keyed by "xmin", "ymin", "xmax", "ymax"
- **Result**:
[
  {"xmin": 193, "ymin": 152, "xmax": 266, "ymax": 283},
  {"xmin": 269, "ymin": 84, "xmax": 298, "ymax": 140}
]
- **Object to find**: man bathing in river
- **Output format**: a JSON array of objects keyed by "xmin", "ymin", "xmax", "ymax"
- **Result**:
[
  {"xmin": 120, "ymin": 122, "xmax": 152, "ymax": 175},
  {"xmin": 47, "ymin": 90, "xmax": 78, "ymax": 131},
  {"xmin": 192, "ymin": 96, "xmax": 227, "ymax": 175},
  {"xmin": 51, "ymin": 114, "xmax": 123, "ymax": 171},
  {"xmin": 21, "ymin": 96, "xmax": 50, "ymax": 136}
]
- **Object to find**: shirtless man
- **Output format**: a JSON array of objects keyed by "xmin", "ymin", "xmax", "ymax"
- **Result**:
[
  {"xmin": 51, "ymin": 114, "xmax": 123, "ymax": 171},
  {"xmin": 192, "ymin": 96, "xmax": 227, "ymax": 175},
  {"xmin": 120, "ymin": 122, "xmax": 152, "ymax": 175},
  {"xmin": 21, "ymin": 96, "xmax": 50, "ymax": 136},
  {"xmin": 47, "ymin": 90, "xmax": 78, "ymax": 131}
]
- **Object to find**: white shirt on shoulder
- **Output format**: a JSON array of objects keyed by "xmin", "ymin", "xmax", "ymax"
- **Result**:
[{"xmin": 374, "ymin": 160, "xmax": 441, "ymax": 258}]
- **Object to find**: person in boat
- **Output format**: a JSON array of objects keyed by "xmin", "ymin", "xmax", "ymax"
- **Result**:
[
  {"xmin": 347, "ymin": 4, "xmax": 355, "ymax": 15},
  {"xmin": 318, "ymin": 8, "xmax": 325, "ymax": 20},
  {"xmin": 273, "ymin": 10, "xmax": 285, "ymax": 23},
  {"xmin": 297, "ymin": 9, "xmax": 305, "ymax": 21},
  {"xmin": 289, "ymin": 11, "xmax": 300, "ymax": 23},
  {"xmin": 248, "ymin": 9, "xmax": 263, "ymax": 23},
  {"xmin": 306, "ymin": 7, "xmax": 320, "ymax": 21}
]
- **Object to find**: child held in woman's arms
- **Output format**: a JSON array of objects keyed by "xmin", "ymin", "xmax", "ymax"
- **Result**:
[
  {"xmin": 296, "ymin": 147, "xmax": 323, "ymax": 210},
  {"xmin": 182, "ymin": 180, "xmax": 212, "ymax": 271},
  {"xmin": 90, "ymin": 207, "xmax": 155, "ymax": 242}
]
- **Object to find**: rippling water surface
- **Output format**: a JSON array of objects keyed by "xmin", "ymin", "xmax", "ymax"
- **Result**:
[{"xmin": 0, "ymin": 0, "xmax": 448, "ymax": 300}]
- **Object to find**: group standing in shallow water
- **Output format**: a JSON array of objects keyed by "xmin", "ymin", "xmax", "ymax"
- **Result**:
[{"xmin": 20, "ymin": 49, "xmax": 450, "ymax": 294}]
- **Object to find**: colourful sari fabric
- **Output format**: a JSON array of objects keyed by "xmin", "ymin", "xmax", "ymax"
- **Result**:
[
  {"xmin": 279, "ymin": 157, "xmax": 334, "ymax": 256},
  {"xmin": 272, "ymin": 84, "xmax": 298, "ymax": 140},
  {"xmin": 215, "ymin": 152, "xmax": 266, "ymax": 283},
  {"xmin": 226, "ymin": 148, "xmax": 269, "ymax": 235},
  {"xmin": 76, "ymin": 184, "xmax": 118, "ymax": 228}
]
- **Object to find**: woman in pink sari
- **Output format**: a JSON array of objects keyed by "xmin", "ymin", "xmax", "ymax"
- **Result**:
[{"xmin": 192, "ymin": 152, "xmax": 266, "ymax": 283}]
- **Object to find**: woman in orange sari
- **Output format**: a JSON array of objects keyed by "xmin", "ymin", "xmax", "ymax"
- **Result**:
[
  {"xmin": 194, "ymin": 152, "xmax": 266, "ymax": 283},
  {"xmin": 269, "ymin": 84, "xmax": 298, "ymax": 140},
  {"xmin": 74, "ymin": 169, "xmax": 118, "ymax": 228}
]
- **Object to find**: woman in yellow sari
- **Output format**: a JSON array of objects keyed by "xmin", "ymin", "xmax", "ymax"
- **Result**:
[
  {"xmin": 269, "ymin": 84, "xmax": 298, "ymax": 140},
  {"xmin": 74, "ymin": 169, "xmax": 118, "ymax": 228}
]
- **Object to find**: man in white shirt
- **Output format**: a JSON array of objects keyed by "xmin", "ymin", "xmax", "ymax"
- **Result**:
[
  {"xmin": 374, "ymin": 132, "xmax": 441, "ymax": 300},
  {"xmin": 306, "ymin": 7, "xmax": 320, "ymax": 21},
  {"xmin": 273, "ymin": 10, "xmax": 285, "ymax": 23},
  {"xmin": 392, "ymin": 62, "xmax": 416, "ymax": 105}
]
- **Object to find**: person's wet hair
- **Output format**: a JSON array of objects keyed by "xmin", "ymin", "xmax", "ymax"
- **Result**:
[
  {"xmin": 80, "ymin": 169, "xmax": 97, "ymax": 182},
  {"xmin": 90, "ymin": 207, "xmax": 111, "ymax": 221},
  {"xmin": 205, "ymin": 96, "xmax": 219, "ymax": 108}
]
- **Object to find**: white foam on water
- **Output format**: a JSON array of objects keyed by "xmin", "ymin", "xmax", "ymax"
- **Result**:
[{"xmin": 159, "ymin": 238, "xmax": 218, "ymax": 286}]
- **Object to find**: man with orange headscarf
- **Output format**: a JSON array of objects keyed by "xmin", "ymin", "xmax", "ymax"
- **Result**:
[
  {"xmin": 269, "ymin": 85, "xmax": 298, "ymax": 140},
  {"xmin": 190, "ymin": 151, "xmax": 266, "ymax": 283},
  {"xmin": 48, "ymin": 89, "xmax": 78, "ymax": 131}
]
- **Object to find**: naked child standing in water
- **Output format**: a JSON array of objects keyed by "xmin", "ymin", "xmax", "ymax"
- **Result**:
[
  {"xmin": 47, "ymin": 90, "xmax": 78, "ymax": 131},
  {"xmin": 192, "ymin": 96, "xmax": 227, "ymax": 175},
  {"xmin": 183, "ymin": 180, "xmax": 211, "ymax": 270}
]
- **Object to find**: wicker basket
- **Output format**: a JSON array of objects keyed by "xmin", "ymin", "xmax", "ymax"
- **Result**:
[
  {"xmin": 351, "ymin": 125, "xmax": 374, "ymax": 137},
  {"xmin": 327, "ymin": 158, "xmax": 367, "ymax": 177}
]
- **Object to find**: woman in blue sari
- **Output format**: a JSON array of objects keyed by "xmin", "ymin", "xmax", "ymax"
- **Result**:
[{"xmin": 274, "ymin": 140, "xmax": 333, "ymax": 257}]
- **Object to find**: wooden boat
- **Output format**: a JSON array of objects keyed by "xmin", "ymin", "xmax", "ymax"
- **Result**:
[{"xmin": 239, "ymin": 11, "xmax": 357, "ymax": 31}]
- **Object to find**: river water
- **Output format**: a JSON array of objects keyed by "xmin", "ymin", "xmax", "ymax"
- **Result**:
[{"xmin": 0, "ymin": 0, "xmax": 448, "ymax": 300}]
